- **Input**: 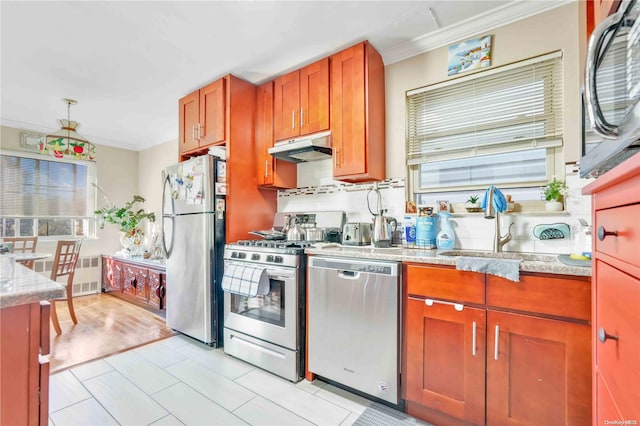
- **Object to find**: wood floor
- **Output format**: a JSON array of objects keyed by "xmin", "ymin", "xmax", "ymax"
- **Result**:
[{"xmin": 49, "ymin": 293, "xmax": 176, "ymax": 374}]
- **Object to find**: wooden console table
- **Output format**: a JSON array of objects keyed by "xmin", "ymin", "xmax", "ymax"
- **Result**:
[{"xmin": 101, "ymin": 255, "xmax": 166, "ymax": 316}]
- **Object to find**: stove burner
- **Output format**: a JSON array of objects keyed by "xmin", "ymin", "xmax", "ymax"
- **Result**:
[{"xmin": 236, "ymin": 240, "xmax": 314, "ymax": 249}]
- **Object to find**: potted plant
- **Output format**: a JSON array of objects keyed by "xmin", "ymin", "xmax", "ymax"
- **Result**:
[
  {"xmin": 543, "ymin": 178, "xmax": 567, "ymax": 212},
  {"xmin": 465, "ymin": 194, "xmax": 482, "ymax": 212},
  {"xmin": 94, "ymin": 185, "xmax": 156, "ymax": 254}
]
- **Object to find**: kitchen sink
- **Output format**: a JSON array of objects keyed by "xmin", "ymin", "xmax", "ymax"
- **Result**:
[{"xmin": 438, "ymin": 250, "xmax": 557, "ymax": 262}]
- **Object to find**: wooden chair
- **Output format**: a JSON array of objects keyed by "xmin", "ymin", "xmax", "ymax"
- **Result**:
[
  {"xmin": 3, "ymin": 236, "xmax": 38, "ymax": 269},
  {"xmin": 49, "ymin": 239, "xmax": 83, "ymax": 335}
]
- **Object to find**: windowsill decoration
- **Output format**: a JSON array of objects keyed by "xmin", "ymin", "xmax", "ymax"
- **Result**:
[
  {"xmin": 543, "ymin": 177, "xmax": 567, "ymax": 212},
  {"xmin": 464, "ymin": 194, "xmax": 482, "ymax": 212},
  {"xmin": 93, "ymin": 184, "xmax": 155, "ymax": 256}
]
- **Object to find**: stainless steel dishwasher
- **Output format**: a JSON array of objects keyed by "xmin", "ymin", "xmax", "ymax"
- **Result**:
[{"xmin": 307, "ymin": 256, "xmax": 400, "ymax": 404}]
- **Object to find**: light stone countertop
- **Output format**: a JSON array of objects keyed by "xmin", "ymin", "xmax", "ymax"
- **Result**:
[
  {"xmin": 0, "ymin": 263, "xmax": 65, "ymax": 309},
  {"xmin": 304, "ymin": 245, "xmax": 592, "ymax": 277}
]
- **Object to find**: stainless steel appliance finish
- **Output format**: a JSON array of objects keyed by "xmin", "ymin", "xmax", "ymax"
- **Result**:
[
  {"xmin": 223, "ymin": 240, "xmax": 310, "ymax": 382},
  {"xmin": 268, "ymin": 130, "xmax": 332, "ymax": 163},
  {"xmin": 583, "ymin": 0, "xmax": 640, "ymax": 177},
  {"xmin": 223, "ymin": 211, "xmax": 345, "ymax": 381},
  {"xmin": 342, "ymin": 222, "xmax": 372, "ymax": 246},
  {"xmin": 307, "ymin": 256, "xmax": 401, "ymax": 404},
  {"xmin": 162, "ymin": 154, "xmax": 226, "ymax": 346}
]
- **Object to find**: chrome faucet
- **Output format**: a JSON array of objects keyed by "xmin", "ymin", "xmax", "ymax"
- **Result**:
[{"xmin": 484, "ymin": 186, "xmax": 514, "ymax": 253}]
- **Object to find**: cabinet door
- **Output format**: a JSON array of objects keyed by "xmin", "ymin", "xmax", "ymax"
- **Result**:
[
  {"xmin": 102, "ymin": 257, "xmax": 123, "ymax": 292},
  {"xmin": 199, "ymin": 78, "xmax": 226, "ymax": 146},
  {"xmin": 123, "ymin": 265, "xmax": 148, "ymax": 303},
  {"xmin": 405, "ymin": 296, "xmax": 486, "ymax": 425},
  {"xmin": 486, "ymin": 311, "xmax": 591, "ymax": 425},
  {"xmin": 274, "ymin": 69, "xmax": 300, "ymax": 141},
  {"xmin": 595, "ymin": 261, "xmax": 640, "ymax": 420},
  {"xmin": 179, "ymin": 90, "xmax": 200, "ymax": 154},
  {"xmin": 148, "ymin": 269, "xmax": 164, "ymax": 310},
  {"xmin": 331, "ymin": 43, "xmax": 366, "ymax": 177},
  {"xmin": 256, "ymin": 81, "xmax": 275, "ymax": 186},
  {"xmin": 300, "ymin": 57, "xmax": 329, "ymax": 135},
  {"xmin": 256, "ymin": 81, "xmax": 296, "ymax": 189}
]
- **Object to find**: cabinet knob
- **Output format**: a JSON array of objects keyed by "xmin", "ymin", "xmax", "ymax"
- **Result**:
[
  {"xmin": 597, "ymin": 226, "xmax": 617, "ymax": 241},
  {"xmin": 598, "ymin": 327, "xmax": 618, "ymax": 344}
]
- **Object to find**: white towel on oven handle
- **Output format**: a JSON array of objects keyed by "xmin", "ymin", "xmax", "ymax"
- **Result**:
[{"xmin": 221, "ymin": 262, "xmax": 270, "ymax": 297}]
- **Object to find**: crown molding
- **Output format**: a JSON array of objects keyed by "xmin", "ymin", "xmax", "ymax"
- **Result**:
[{"xmin": 380, "ymin": 0, "xmax": 575, "ymax": 65}]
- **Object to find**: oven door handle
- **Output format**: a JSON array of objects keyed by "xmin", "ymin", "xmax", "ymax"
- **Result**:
[{"xmin": 267, "ymin": 274, "xmax": 295, "ymax": 281}]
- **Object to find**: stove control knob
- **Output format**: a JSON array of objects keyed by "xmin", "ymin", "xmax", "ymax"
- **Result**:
[
  {"xmin": 274, "ymin": 256, "xmax": 283, "ymax": 263},
  {"xmin": 251, "ymin": 254, "xmax": 260, "ymax": 261},
  {"xmin": 266, "ymin": 255, "xmax": 274, "ymax": 262},
  {"xmin": 238, "ymin": 252, "xmax": 246, "ymax": 259},
  {"xmin": 231, "ymin": 252, "xmax": 238, "ymax": 258}
]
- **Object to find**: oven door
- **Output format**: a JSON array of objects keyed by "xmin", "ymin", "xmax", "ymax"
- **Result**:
[{"xmin": 223, "ymin": 264, "xmax": 299, "ymax": 350}]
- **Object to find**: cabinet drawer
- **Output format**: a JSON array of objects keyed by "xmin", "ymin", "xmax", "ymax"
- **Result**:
[
  {"xmin": 595, "ymin": 203, "xmax": 640, "ymax": 266},
  {"xmin": 487, "ymin": 274, "xmax": 590, "ymax": 321},
  {"xmin": 595, "ymin": 261, "xmax": 640, "ymax": 418},
  {"xmin": 405, "ymin": 264, "xmax": 485, "ymax": 305}
]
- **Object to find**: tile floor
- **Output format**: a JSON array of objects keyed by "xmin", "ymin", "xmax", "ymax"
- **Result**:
[{"xmin": 48, "ymin": 334, "xmax": 412, "ymax": 425}]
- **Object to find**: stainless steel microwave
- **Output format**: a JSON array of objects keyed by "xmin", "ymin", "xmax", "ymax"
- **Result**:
[{"xmin": 582, "ymin": 0, "xmax": 640, "ymax": 178}]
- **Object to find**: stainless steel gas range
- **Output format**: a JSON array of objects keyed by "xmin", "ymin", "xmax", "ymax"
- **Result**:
[
  {"xmin": 222, "ymin": 211, "xmax": 344, "ymax": 382},
  {"xmin": 222, "ymin": 240, "xmax": 313, "ymax": 382}
]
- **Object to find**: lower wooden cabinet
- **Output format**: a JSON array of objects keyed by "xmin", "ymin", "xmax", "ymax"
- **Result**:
[
  {"xmin": 102, "ymin": 256, "xmax": 166, "ymax": 314},
  {"xmin": 405, "ymin": 296, "xmax": 486, "ymax": 425},
  {"xmin": 486, "ymin": 311, "xmax": 591, "ymax": 425},
  {"xmin": 403, "ymin": 264, "xmax": 591, "ymax": 426},
  {"xmin": 0, "ymin": 301, "xmax": 50, "ymax": 425},
  {"xmin": 583, "ymin": 157, "xmax": 640, "ymax": 423}
]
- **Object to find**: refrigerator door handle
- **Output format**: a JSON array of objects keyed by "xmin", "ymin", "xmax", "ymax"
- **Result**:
[
  {"xmin": 163, "ymin": 215, "xmax": 175, "ymax": 258},
  {"xmin": 162, "ymin": 174, "xmax": 176, "ymax": 258}
]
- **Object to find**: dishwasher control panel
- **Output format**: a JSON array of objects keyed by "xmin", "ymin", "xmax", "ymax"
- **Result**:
[{"xmin": 310, "ymin": 257, "xmax": 398, "ymax": 276}]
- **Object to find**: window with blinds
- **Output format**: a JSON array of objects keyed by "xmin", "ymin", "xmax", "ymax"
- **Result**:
[
  {"xmin": 407, "ymin": 51, "xmax": 563, "ymax": 192},
  {"xmin": 0, "ymin": 152, "xmax": 96, "ymax": 238}
]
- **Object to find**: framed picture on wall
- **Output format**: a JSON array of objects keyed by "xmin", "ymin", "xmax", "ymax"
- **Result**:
[{"xmin": 447, "ymin": 34, "xmax": 492, "ymax": 76}]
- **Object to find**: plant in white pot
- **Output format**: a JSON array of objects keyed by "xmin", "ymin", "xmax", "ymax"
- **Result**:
[
  {"xmin": 94, "ymin": 185, "xmax": 156, "ymax": 255},
  {"xmin": 465, "ymin": 194, "xmax": 482, "ymax": 212},
  {"xmin": 543, "ymin": 178, "xmax": 567, "ymax": 212}
]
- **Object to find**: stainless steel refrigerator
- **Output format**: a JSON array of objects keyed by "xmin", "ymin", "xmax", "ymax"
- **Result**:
[{"xmin": 162, "ymin": 154, "xmax": 226, "ymax": 346}]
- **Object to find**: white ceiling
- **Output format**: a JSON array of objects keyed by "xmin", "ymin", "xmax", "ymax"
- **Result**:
[{"xmin": 1, "ymin": 0, "xmax": 570, "ymax": 151}]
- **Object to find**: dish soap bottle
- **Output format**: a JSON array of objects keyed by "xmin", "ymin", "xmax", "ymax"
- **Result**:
[{"xmin": 436, "ymin": 212, "xmax": 456, "ymax": 249}]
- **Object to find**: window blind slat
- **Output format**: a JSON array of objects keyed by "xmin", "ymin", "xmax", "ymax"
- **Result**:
[{"xmin": 406, "ymin": 52, "xmax": 564, "ymax": 164}]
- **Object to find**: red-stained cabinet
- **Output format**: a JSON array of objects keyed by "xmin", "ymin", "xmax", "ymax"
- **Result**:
[
  {"xmin": 256, "ymin": 80, "xmax": 296, "ymax": 189},
  {"xmin": 583, "ymin": 155, "xmax": 640, "ymax": 424},
  {"xmin": 273, "ymin": 58, "xmax": 329, "ymax": 142},
  {"xmin": 330, "ymin": 41, "xmax": 386, "ymax": 182}
]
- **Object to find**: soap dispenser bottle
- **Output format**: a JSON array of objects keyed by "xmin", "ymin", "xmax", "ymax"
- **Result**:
[{"xmin": 436, "ymin": 212, "xmax": 456, "ymax": 249}]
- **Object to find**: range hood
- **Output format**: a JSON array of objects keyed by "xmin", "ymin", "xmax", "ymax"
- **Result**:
[{"xmin": 268, "ymin": 130, "xmax": 332, "ymax": 163}]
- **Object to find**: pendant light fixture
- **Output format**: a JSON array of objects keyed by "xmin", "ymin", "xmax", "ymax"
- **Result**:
[{"xmin": 45, "ymin": 98, "xmax": 95, "ymax": 160}]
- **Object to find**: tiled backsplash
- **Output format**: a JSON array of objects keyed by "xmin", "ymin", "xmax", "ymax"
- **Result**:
[{"xmin": 278, "ymin": 162, "xmax": 594, "ymax": 255}]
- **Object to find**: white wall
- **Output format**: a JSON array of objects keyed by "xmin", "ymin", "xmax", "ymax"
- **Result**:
[
  {"xmin": 278, "ymin": 2, "xmax": 594, "ymax": 255},
  {"xmin": 384, "ymin": 2, "xmax": 583, "ymax": 179}
]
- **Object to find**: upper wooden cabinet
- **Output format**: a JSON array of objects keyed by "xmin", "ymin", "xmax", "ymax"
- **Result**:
[
  {"xmin": 179, "ymin": 78, "xmax": 226, "ymax": 157},
  {"xmin": 273, "ymin": 58, "xmax": 329, "ymax": 142},
  {"xmin": 331, "ymin": 41, "xmax": 386, "ymax": 182},
  {"xmin": 256, "ymin": 81, "xmax": 296, "ymax": 189}
]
